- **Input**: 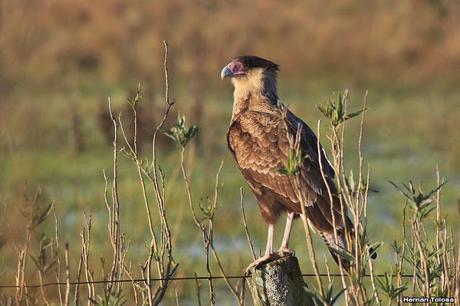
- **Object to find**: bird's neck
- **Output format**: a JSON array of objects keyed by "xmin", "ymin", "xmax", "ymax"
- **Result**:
[{"xmin": 231, "ymin": 70, "xmax": 278, "ymax": 120}]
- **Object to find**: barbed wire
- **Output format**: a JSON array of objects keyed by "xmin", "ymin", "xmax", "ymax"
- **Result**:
[{"xmin": 0, "ymin": 273, "xmax": 415, "ymax": 289}]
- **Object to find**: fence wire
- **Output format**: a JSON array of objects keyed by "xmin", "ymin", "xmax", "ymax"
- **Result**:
[{"xmin": 0, "ymin": 273, "xmax": 415, "ymax": 289}]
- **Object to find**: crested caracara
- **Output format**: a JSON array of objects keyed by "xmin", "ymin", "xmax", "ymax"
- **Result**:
[{"xmin": 221, "ymin": 55, "xmax": 373, "ymax": 271}]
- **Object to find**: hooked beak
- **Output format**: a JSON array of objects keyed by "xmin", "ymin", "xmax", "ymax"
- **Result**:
[{"xmin": 220, "ymin": 65, "xmax": 233, "ymax": 80}]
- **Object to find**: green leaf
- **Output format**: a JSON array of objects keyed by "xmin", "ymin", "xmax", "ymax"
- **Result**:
[
  {"xmin": 317, "ymin": 91, "xmax": 366, "ymax": 127},
  {"xmin": 30, "ymin": 255, "xmax": 42, "ymax": 272},
  {"xmin": 344, "ymin": 108, "xmax": 367, "ymax": 120},
  {"xmin": 303, "ymin": 286, "xmax": 325, "ymax": 306},
  {"xmin": 163, "ymin": 115, "xmax": 199, "ymax": 147},
  {"xmin": 336, "ymin": 93, "xmax": 343, "ymax": 119},
  {"xmin": 278, "ymin": 148, "xmax": 303, "ymax": 176},
  {"xmin": 34, "ymin": 202, "xmax": 53, "ymax": 226},
  {"xmin": 330, "ymin": 287, "xmax": 347, "ymax": 305}
]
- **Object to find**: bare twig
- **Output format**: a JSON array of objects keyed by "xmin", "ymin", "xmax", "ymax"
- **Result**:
[
  {"xmin": 81, "ymin": 214, "xmax": 95, "ymax": 305},
  {"xmin": 124, "ymin": 263, "xmax": 139, "ymax": 305},
  {"xmin": 105, "ymin": 97, "xmax": 127, "ymax": 300},
  {"xmin": 52, "ymin": 205, "xmax": 63, "ymax": 306},
  {"xmin": 194, "ymin": 273, "xmax": 202, "ymax": 306},
  {"xmin": 64, "ymin": 243, "xmax": 70, "ymax": 306},
  {"xmin": 240, "ymin": 188, "xmax": 256, "ymax": 261},
  {"xmin": 73, "ymin": 253, "xmax": 83, "ymax": 306}
]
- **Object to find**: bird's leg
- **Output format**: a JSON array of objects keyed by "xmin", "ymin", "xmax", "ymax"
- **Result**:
[
  {"xmin": 245, "ymin": 224, "xmax": 279, "ymax": 273},
  {"xmin": 278, "ymin": 212, "xmax": 295, "ymax": 256},
  {"xmin": 264, "ymin": 223, "xmax": 275, "ymax": 256}
]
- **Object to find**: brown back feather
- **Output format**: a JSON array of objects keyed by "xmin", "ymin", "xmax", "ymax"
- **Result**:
[{"xmin": 227, "ymin": 95, "xmax": 346, "ymax": 232}]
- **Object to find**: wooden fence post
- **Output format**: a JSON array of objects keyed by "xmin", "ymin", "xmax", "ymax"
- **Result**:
[{"xmin": 247, "ymin": 255, "xmax": 314, "ymax": 306}]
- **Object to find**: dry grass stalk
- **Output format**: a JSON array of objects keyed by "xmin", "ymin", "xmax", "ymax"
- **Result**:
[
  {"xmin": 52, "ymin": 206, "xmax": 63, "ymax": 306},
  {"xmin": 80, "ymin": 214, "xmax": 95, "ymax": 305},
  {"xmin": 64, "ymin": 243, "xmax": 70, "ymax": 306},
  {"xmin": 194, "ymin": 272, "xmax": 203, "ymax": 306},
  {"xmin": 15, "ymin": 247, "xmax": 28, "ymax": 305},
  {"xmin": 240, "ymin": 188, "xmax": 256, "ymax": 261},
  {"xmin": 73, "ymin": 252, "xmax": 83, "ymax": 306}
]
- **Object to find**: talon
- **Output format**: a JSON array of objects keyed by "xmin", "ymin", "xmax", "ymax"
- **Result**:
[
  {"xmin": 278, "ymin": 247, "xmax": 295, "ymax": 257},
  {"xmin": 245, "ymin": 253, "xmax": 280, "ymax": 274}
]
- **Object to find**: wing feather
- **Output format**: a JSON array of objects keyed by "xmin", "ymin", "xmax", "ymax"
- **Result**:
[{"xmin": 227, "ymin": 104, "xmax": 345, "ymax": 231}]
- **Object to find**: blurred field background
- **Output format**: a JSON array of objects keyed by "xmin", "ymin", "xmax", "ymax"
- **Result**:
[{"xmin": 0, "ymin": 0, "xmax": 459, "ymax": 304}]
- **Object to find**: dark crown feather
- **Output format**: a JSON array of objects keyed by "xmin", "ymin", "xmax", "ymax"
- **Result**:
[{"xmin": 235, "ymin": 55, "xmax": 279, "ymax": 71}]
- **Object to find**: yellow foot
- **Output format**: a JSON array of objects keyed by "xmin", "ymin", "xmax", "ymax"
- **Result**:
[
  {"xmin": 277, "ymin": 247, "xmax": 295, "ymax": 257},
  {"xmin": 245, "ymin": 253, "xmax": 280, "ymax": 274}
]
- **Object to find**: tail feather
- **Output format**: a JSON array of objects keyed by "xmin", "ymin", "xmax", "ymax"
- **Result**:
[
  {"xmin": 320, "ymin": 231, "xmax": 352, "ymax": 271},
  {"xmin": 320, "ymin": 229, "xmax": 378, "ymax": 272}
]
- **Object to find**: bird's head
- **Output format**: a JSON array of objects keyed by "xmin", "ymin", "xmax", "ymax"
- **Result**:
[
  {"xmin": 221, "ymin": 55, "xmax": 279, "ymax": 80},
  {"xmin": 221, "ymin": 56, "xmax": 279, "ymax": 99}
]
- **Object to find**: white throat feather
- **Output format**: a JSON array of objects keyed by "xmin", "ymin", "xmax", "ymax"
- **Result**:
[{"xmin": 232, "ymin": 68, "xmax": 278, "ymax": 101}]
